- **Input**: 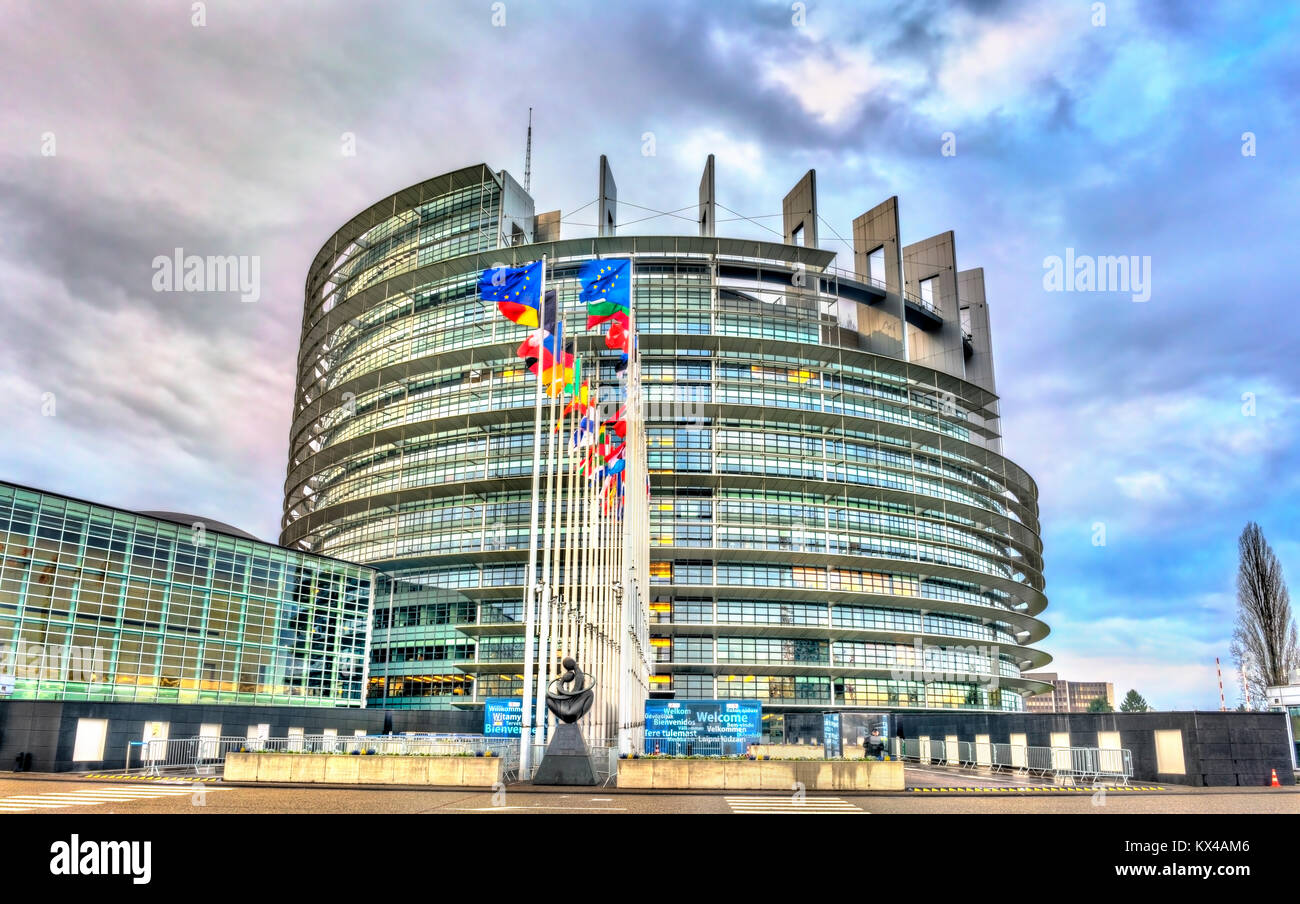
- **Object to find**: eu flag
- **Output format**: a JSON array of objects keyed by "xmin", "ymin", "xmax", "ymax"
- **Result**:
[
  {"xmin": 578, "ymin": 258, "xmax": 631, "ymax": 328},
  {"xmin": 480, "ymin": 260, "xmax": 543, "ymax": 327}
]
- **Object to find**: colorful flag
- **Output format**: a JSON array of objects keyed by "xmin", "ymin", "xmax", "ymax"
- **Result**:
[
  {"xmin": 479, "ymin": 261, "xmax": 542, "ymax": 327},
  {"xmin": 604, "ymin": 406, "xmax": 627, "ymax": 439},
  {"xmin": 563, "ymin": 380, "xmax": 590, "ymax": 416},
  {"xmin": 518, "ymin": 327, "xmax": 573, "ymax": 396},
  {"xmin": 517, "ymin": 326, "xmax": 572, "ymax": 374},
  {"xmin": 605, "ymin": 319, "xmax": 630, "ymax": 352},
  {"xmin": 564, "ymin": 350, "xmax": 582, "ymax": 396},
  {"xmin": 579, "ymin": 259, "xmax": 631, "ymax": 328}
]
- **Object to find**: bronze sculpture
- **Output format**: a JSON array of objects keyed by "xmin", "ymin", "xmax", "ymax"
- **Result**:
[
  {"xmin": 532, "ymin": 656, "xmax": 598, "ymax": 785},
  {"xmin": 546, "ymin": 656, "xmax": 595, "ymax": 723}
]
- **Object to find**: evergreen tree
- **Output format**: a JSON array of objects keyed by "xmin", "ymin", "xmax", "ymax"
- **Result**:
[{"xmin": 1120, "ymin": 689, "xmax": 1150, "ymax": 712}]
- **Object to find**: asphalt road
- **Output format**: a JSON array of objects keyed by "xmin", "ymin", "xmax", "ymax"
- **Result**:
[{"xmin": 1, "ymin": 774, "xmax": 1296, "ymax": 814}]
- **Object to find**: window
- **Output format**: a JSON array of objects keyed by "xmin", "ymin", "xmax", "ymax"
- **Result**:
[
  {"xmin": 199, "ymin": 723, "xmax": 221, "ymax": 759},
  {"xmin": 1154, "ymin": 730, "xmax": 1186, "ymax": 775},
  {"xmin": 919, "ymin": 277, "xmax": 936, "ymax": 307},
  {"xmin": 791, "ymin": 224, "xmax": 804, "ymax": 246},
  {"xmin": 72, "ymin": 718, "xmax": 109, "ymax": 762},
  {"xmin": 868, "ymin": 247, "xmax": 886, "ymax": 288},
  {"xmin": 143, "ymin": 721, "xmax": 169, "ymax": 763}
]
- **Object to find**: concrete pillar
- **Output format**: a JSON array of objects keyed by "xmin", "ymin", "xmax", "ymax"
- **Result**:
[
  {"xmin": 698, "ymin": 154, "xmax": 716, "ymax": 237},
  {"xmin": 903, "ymin": 231, "xmax": 965, "ymax": 379},
  {"xmin": 850, "ymin": 196, "xmax": 906, "ymax": 359},
  {"xmin": 534, "ymin": 210, "xmax": 561, "ymax": 244},
  {"xmin": 782, "ymin": 169, "xmax": 817, "ymax": 248},
  {"xmin": 598, "ymin": 155, "xmax": 617, "ymax": 237}
]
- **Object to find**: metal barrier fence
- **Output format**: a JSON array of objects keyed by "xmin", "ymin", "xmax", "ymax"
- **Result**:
[
  {"xmin": 123, "ymin": 735, "xmax": 519, "ymax": 777},
  {"xmin": 641, "ymin": 738, "xmax": 752, "ymax": 758},
  {"xmin": 898, "ymin": 739, "xmax": 1131, "ymax": 784}
]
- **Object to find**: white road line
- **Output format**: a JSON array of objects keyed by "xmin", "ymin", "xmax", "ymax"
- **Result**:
[
  {"xmin": 728, "ymin": 807, "xmax": 861, "ymax": 810},
  {"xmin": 725, "ymin": 796, "xmax": 865, "ymax": 814},
  {"xmin": 0, "ymin": 801, "xmax": 77, "ymax": 808},
  {"xmin": 7, "ymin": 796, "xmax": 132, "ymax": 803},
  {"xmin": 0, "ymin": 784, "xmax": 228, "ymax": 812},
  {"xmin": 446, "ymin": 805, "xmax": 628, "ymax": 812}
]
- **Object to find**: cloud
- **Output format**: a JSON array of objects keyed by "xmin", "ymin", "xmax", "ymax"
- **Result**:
[
  {"xmin": 1115, "ymin": 471, "xmax": 1174, "ymax": 504},
  {"xmin": 764, "ymin": 46, "xmax": 894, "ymax": 126},
  {"xmin": 924, "ymin": 4, "xmax": 1084, "ymax": 120},
  {"xmin": 675, "ymin": 129, "xmax": 764, "ymax": 180}
]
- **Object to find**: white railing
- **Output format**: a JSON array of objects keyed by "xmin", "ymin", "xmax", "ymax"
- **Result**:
[{"xmin": 898, "ymin": 738, "xmax": 1131, "ymax": 784}]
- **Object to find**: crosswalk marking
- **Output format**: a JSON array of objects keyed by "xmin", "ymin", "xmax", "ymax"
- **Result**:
[
  {"xmin": 85, "ymin": 774, "xmax": 219, "ymax": 782},
  {"xmin": 905, "ymin": 785, "xmax": 1166, "ymax": 793},
  {"xmin": 725, "ymin": 796, "xmax": 865, "ymax": 814},
  {"xmin": 0, "ymin": 784, "xmax": 228, "ymax": 813}
]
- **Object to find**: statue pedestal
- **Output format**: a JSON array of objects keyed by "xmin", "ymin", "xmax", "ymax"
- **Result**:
[{"xmin": 531, "ymin": 722, "xmax": 597, "ymax": 785}]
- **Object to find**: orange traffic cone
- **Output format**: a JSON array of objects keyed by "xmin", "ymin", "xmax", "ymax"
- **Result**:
[{"xmin": 1269, "ymin": 769, "xmax": 1281, "ymax": 787}]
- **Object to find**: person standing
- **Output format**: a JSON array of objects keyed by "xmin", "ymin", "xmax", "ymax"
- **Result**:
[{"xmin": 865, "ymin": 727, "xmax": 886, "ymax": 760}]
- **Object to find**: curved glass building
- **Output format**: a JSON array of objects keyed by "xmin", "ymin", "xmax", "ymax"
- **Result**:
[{"xmin": 282, "ymin": 161, "xmax": 1052, "ymax": 722}]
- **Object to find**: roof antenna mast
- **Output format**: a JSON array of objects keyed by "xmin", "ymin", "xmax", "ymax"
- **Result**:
[{"xmin": 524, "ymin": 107, "xmax": 533, "ymax": 193}]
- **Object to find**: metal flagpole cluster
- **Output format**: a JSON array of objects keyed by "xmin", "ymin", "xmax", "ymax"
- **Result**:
[
  {"xmin": 481, "ymin": 253, "xmax": 650, "ymax": 774},
  {"xmin": 617, "ymin": 280, "xmax": 652, "ymax": 756},
  {"xmin": 517, "ymin": 257, "xmax": 547, "ymax": 777}
]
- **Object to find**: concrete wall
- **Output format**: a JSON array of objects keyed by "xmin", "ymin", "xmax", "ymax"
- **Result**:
[
  {"xmin": 850, "ymin": 197, "xmax": 906, "ymax": 360},
  {"xmin": 698, "ymin": 154, "xmax": 716, "ymax": 237},
  {"xmin": 957, "ymin": 267, "xmax": 997, "ymax": 394},
  {"xmin": 498, "ymin": 169, "xmax": 535, "ymax": 246},
  {"xmin": 903, "ymin": 231, "xmax": 966, "ymax": 379},
  {"xmin": 224, "ymin": 752, "xmax": 503, "ymax": 787},
  {"xmin": 782, "ymin": 169, "xmax": 818, "ymax": 248},
  {"xmin": 893, "ymin": 710, "xmax": 1295, "ymax": 787},
  {"xmin": 0, "ymin": 700, "xmax": 481, "ymax": 773},
  {"xmin": 533, "ymin": 209, "xmax": 561, "ymax": 243},
  {"xmin": 617, "ymin": 758, "xmax": 903, "ymax": 790},
  {"xmin": 598, "ymin": 154, "xmax": 617, "ymax": 237}
]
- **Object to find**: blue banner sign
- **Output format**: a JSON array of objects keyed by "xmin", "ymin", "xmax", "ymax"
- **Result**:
[
  {"xmin": 644, "ymin": 700, "xmax": 762, "ymax": 755},
  {"xmin": 823, "ymin": 712, "xmax": 842, "ymax": 757},
  {"xmin": 483, "ymin": 698, "xmax": 523, "ymax": 737}
]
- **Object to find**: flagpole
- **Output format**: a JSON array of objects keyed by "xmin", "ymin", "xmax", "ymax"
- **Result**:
[
  {"xmin": 563, "ymin": 386, "xmax": 578, "ymax": 677},
  {"xmin": 519, "ymin": 255, "xmax": 546, "ymax": 777},
  {"xmin": 618, "ymin": 259, "xmax": 635, "ymax": 756},
  {"xmin": 536, "ymin": 302, "xmax": 562, "ymax": 750},
  {"xmin": 547, "ymin": 330, "xmax": 571, "ymax": 739}
]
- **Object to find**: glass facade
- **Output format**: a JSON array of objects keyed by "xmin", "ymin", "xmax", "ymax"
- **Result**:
[
  {"xmin": 0, "ymin": 482, "xmax": 373, "ymax": 706},
  {"xmin": 283, "ymin": 164, "xmax": 1051, "ymax": 713}
]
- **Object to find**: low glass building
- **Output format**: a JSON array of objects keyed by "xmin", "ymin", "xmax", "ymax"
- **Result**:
[{"xmin": 0, "ymin": 481, "xmax": 374, "ymax": 707}]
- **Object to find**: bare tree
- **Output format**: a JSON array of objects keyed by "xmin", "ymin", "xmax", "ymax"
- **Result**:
[{"xmin": 1230, "ymin": 522, "xmax": 1298, "ymax": 707}]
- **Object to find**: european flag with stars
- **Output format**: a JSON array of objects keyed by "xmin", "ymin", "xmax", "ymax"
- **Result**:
[
  {"xmin": 480, "ymin": 260, "xmax": 543, "ymax": 328},
  {"xmin": 579, "ymin": 258, "xmax": 631, "ymax": 328}
]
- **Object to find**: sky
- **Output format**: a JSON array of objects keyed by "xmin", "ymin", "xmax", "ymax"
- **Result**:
[{"xmin": 1, "ymin": 0, "xmax": 1297, "ymax": 710}]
